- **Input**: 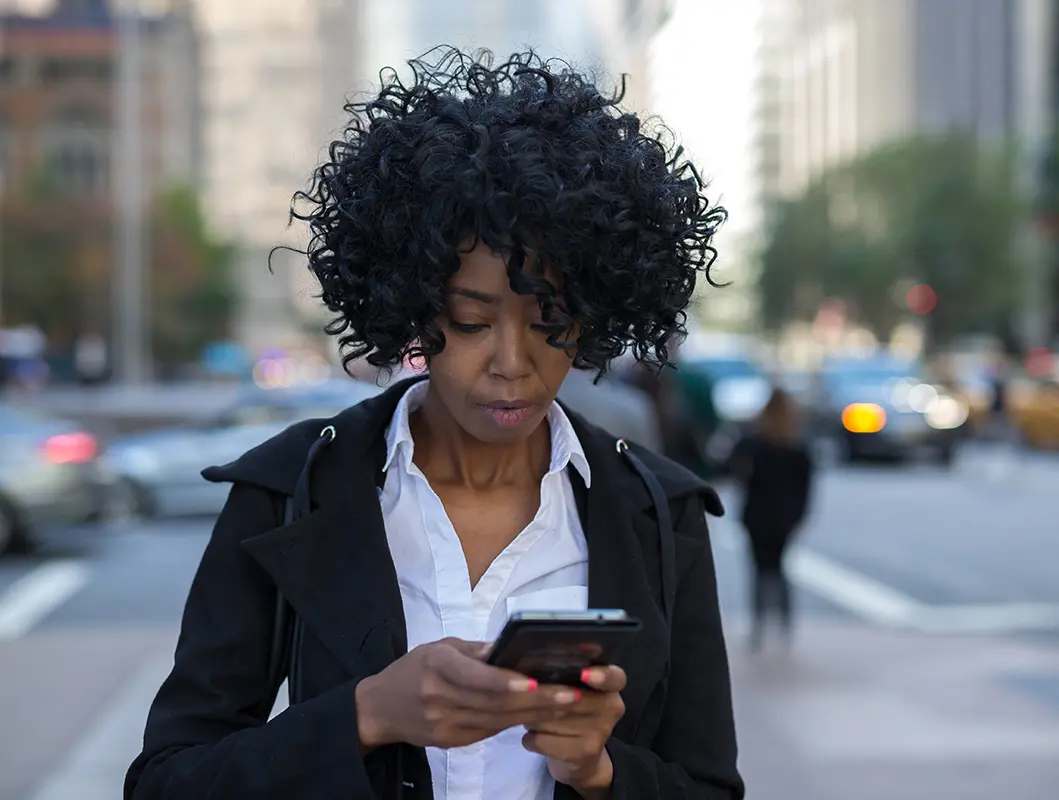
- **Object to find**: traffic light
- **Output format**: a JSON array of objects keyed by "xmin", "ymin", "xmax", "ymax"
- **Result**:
[{"xmin": 905, "ymin": 284, "xmax": 937, "ymax": 315}]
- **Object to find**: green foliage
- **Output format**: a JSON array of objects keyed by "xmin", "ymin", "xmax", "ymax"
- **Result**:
[
  {"xmin": 0, "ymin": 182, "xmax": 236, "ymax": 372},
  {"xmin": 149, "ymin": 185, "xmax": 237, "ymax": 371},
  {"xmin": 759, "ymin": 134, "xmax": 1026, "ymax": 346}
]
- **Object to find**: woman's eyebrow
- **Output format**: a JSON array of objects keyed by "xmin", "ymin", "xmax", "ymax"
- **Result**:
[{"xmin": 449, "ymin": 287, "xmax": 498, "ymax": 303}]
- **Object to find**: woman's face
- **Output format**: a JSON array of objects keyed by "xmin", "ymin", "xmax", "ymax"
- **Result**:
[{"xmin": 426, "ymin": 241, "xmax": 577, "ymax": 445}]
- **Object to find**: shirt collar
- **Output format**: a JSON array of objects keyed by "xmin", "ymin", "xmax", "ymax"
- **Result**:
[{"xmin": 383, "ymin": 379, "xmax": 591, "ymax": 487}]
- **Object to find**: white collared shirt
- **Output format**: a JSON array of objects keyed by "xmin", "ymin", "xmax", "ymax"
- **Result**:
[{"xmin": 380, "ymin": 380, "xmax": 592, "ymax": 800}]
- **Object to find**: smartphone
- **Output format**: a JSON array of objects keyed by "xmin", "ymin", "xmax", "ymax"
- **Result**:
[{"xmin": 485, "ymin": 609, "xmax": 642, "ymax": 687}]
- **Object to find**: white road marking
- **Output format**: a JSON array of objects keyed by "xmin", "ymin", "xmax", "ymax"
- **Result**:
[
  {"xmin": 917, "ymin": 603, "xmax": 1059, "ymax": 634},
  {"xmin": 0, "ymin": 561, "xmax": 90, "ymax": 641},
  {"xmin": 787, "ymin": 548, "xmax": 922, "ymax": 626},
  {"xmin": 786, "ymin": 548, "xmax": 1059, "ymax": 634}
]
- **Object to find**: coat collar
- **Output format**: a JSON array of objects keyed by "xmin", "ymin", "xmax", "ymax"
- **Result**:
[{"xmin": 211, "ymin": 376, "xmax": 720, "ymax": 692}]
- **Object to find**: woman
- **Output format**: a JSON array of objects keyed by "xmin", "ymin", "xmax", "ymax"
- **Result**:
[
  {"xmin": 729, "ymin": 388, "xmax": 814, "ymax": 651},
  {"xmin": 125, "ymin": 48, "xmax": 743, "ymax": 800}
]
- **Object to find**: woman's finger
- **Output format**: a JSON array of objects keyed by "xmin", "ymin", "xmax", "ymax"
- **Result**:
[
  {"xmin": 429, "ymin": 642, "xmax": 535, "ymax": 693},
  {"xmin": 578, "ymin": 664, "xmax": 627, "ymax": 692},
  {"xmin": 521, "ymin": 729, "xmax": 594, "ymax": 763},
  {"xmin": 444, "ymin": 679, "xmax": 582, "ymax": 714}
]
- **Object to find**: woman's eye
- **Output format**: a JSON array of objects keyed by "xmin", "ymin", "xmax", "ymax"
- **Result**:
[{"xmin": 450, "ymin": 322, "xmax": 486, "ymax": 334}]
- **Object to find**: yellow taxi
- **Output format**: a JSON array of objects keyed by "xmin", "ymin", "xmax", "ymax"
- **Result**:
[{"xmin": 1011, "ymin": 380, "xmax": 1059, "ymax": 449}]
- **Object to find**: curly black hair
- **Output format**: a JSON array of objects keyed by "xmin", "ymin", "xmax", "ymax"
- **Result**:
[{"xmin": 288, "ymin": 46, "xmax": 726, "ymax": 375}]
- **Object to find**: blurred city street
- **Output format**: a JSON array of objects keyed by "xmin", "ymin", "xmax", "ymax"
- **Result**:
[
  {"xmin": 1, "ymin": 448, "xmax": 1057, "ymax": 800},
  {"xmin": 2, "ymin": 0, "xmax": 1059, "ymax": 798}
]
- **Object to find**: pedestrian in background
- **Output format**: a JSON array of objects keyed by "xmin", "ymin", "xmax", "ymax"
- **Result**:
[{"xmin": 729, "ymin": 387, "xmax": 813, "ymax": 652}]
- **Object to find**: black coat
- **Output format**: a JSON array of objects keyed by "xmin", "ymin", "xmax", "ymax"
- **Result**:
[
  {"xmin": 731, "ymin": 435, "xmax": 813, "ymax": 538},
  {"xmin": 124, "ymin": 379, "xmax": 745, "ymax": 800}
]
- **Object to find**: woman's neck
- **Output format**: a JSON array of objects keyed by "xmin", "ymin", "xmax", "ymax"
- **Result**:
[{"xmin": 410, "ymin": 389, "xmax": 551, "ymax": 490}]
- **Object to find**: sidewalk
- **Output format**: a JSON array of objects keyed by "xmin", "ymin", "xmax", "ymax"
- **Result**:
[
  {"xmin": 21, "ymin": 622, "xmax": 1059, "ymax": 800},
  {"xmin": 729, "ymin": 622, "xmax": 1059, "ymax": 799}
]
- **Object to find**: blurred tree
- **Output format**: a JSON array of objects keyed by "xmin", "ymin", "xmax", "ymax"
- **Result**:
[
  {"xmin": 1036, "ymin": 130, "xmax": 1059, "ymax": 342},
  {"xmin": 149, "ymin": 185, "xmax": 237, "ymax": 375},
  {"xmin": 0, "ymin": 182, "xmax": 108, "ymax": 350},
  {"xmin": 0, "ymin": 182, "xmax": 235, "ymax": 375},
  {"xmin": 759, "ymin": 134, "xmax": 1025, "ymax": 348}
]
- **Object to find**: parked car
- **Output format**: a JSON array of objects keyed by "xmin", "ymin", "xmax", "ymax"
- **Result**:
[
  {"xmin": 807, "ymin": 357, "xmax": 968, "ymax": 465},
  {"xmin": 101, "ymin": 380, "xmax": 385, "ymax": 519},
  {"xmin": 0, "ymin": 404, "xmax": 108, "ymax": 553}
]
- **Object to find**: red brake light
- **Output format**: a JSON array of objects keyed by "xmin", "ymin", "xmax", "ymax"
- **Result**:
[{"xmin": 43, "ymin": 432, "xmax": 98, "ymax": 464}]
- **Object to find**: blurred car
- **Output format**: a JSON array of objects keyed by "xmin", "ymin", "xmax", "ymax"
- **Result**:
[
  {"xmin": 557, "ymin": 369, "xmax": 662, "ymax": 452},
  {"xmin": 807, "ymin": 357, "xmax": 969, "ymax": 465},
  {"xmin": 101, "ymin": 380, "xmax": 385, "ymax": 519},
  {"xmin": 673, "ymin": 355, "xmax": 773, "ymax": 470},
  {"xmin": 0, "ymin": 404, "xmax": 108, "ymax": 554},
  {"xmin": 1011, "ymin": 379, "xmax": 1059, "ymax": 449}
]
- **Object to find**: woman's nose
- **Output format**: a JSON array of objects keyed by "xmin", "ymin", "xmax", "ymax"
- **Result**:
[{"xmin": 489, "ymin": 323, "xmax": 533, "ymax": 380}]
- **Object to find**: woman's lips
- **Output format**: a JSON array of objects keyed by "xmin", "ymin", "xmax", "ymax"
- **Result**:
[{"xmin": 478, "ymin": 402, "xmax": 540, "ymax": 428}]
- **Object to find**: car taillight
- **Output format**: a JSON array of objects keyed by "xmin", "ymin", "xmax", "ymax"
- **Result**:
[
  {"xmin": 842, "ymin": 403, "xmax": 887, "ymax": 434},
  {"xmin": 43, "ymin": 432, "xmax": 99, "ymax": 464}
]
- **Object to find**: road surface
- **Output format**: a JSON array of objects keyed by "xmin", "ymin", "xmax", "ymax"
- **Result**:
[{"xmin": 1, "ymin": 449, "xmax": 1058, "ymax": 799}]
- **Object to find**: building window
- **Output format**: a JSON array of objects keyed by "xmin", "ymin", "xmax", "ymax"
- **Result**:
[
  {"xmin": 43, "ymin": 104, "xmax": 111, "ymax": 194},
  {"xmin": 39, "ymin": 58, "xmax": 113, "ymax": 83},
  {"xmin": 49, "ymin": 146, "xmax": 108, "ymax": 193},
  {"xmin": 0, "ymin": 57, "xmax": 17, "ymax": 83},
  {"xmin": 0, "ymin": 112, "xmax": 11, "ymax": 189}
]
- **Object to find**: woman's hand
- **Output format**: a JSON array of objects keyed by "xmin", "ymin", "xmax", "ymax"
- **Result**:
[
  {"xmin": 522, "ymin": 665, "xmax": 627, "ymax": 797},
  {"xmin": 354, "ymin": 637, "xmax": 582, "ymax": 751}
]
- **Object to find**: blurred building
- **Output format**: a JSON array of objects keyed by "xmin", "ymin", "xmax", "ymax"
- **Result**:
[
  {"xmin": 192, "ymin": 0, "xmax": 352, "ymax": 356},
  {"xmin": 757, "ymin": 0, "xmax": 1024, "ymax": 203},
  {"xmin": 755, "ymin": 0, "xmax": 1056, "ymax": 347},
  {"xmin": 358, "ymin": 0, "xmax": 671, "ymax": 115},
  {"xmin": 1048, "ymin": 0, "xmax": 1059, "ymax": 343},
  {"xmin": 0, "ymin": 0, "xmax": 199, "ymax": 199}
]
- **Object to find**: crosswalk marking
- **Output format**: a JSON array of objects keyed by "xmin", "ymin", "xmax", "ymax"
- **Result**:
[{"xmin": 0, "ymin": 561, "xmax": 89, "ymax": 641}]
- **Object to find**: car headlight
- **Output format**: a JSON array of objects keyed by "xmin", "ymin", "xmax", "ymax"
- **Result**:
[{"xmin": 925, "ymin": 395, "xmax": 968, "ymax": 430}]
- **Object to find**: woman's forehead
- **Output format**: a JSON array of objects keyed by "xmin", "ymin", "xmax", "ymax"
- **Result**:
[{"xmin": 450, "ymin": 241, "xmax": 563, "ymax": 294}]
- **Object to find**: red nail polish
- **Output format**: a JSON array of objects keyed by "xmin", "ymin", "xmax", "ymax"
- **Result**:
[
  {"xmin": 573, "ymin": 689, "xmax": 582, "ymax": 702},
  {"xmin": 581, "ymin": 668, "xmax": 592, "ymax": 685},
  {"xmin": 527, "ymin": 678, "xmax": 538, "ymax": 692}
]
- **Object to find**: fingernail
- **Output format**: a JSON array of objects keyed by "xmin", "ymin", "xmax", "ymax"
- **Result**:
[
  {"xmin": 581, "ymin": 668, "xmax": 596, "ymax": 685},
  {"xmin": 554, "ymin": 689, "xmax": 578, "ymax": 704},
  {"xmin": 510, "ymin": 677, "xmax": 537, "ymax": 692}
]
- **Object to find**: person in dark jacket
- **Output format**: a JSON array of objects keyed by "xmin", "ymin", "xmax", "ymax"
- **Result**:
[
  {"xmin": 729, "ymin": 388, "xmax": 813, "ymax": 651},
  {"xmin": 124, "ymin": 47, "xmax": 742, "ymax": 800}
]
